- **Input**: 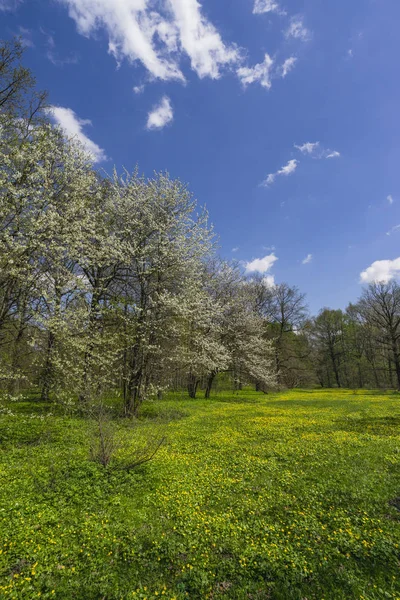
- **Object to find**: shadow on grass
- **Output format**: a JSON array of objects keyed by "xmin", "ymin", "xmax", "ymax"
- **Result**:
[
  {"xmin": 212, "ymin": 395, "xmax": 262, "ymax": 405},
  {"xmin": 335, "ymin": 415, "xmax": 400, "ymax": 435},
  {"xmin": 7, "ymin": 401, "xmax": 55, "ymax": 415},
  {"xmin": 139, "ymin": 404, "xmax": 190, "ymax": 422}
]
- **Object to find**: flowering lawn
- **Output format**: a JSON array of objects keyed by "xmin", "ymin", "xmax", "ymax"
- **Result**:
[{"xmin": 0, "ymin": 389, "xmax": 399, "ymax": 599}]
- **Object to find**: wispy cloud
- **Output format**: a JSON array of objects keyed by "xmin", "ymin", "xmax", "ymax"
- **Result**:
[
  {"xmin": 279, "ymin": 56, "xmax": 297, "ymax": 78},
  {"xmin": 237, "ymin": 53, "xmax": 274, "ymax": 89},
  {"xmin": 277, "ymin": 159, "xmax": 298, "ymax": 176},
  {"xmin": 169, "ymin": 0, "xmax": 240, "ymax": 78},
  {"xmin": 263, "ymin": 159, "xmax": 298, "ymax": 186},
  {"xmin": 360, "ymin": 258, "xmax": 400, "ymax": 284},
  {"xmin": 245, "ymin": 253, "xmax": 278, "ymax": 274},
  {"xmin": 17, "ymin": 26, "xmax": 34, "ymax": 47},
  {"xmin": 48, "ymin": 106, "xmax": 107, "ymax": 163},
  {"xmin": 347, "ymin": 31, "xmax": 364, "ymax": 61},
  {"xmin": 386, "ymin": 224, "xmax": 400, "ymax": 237},
  {"xmin": 253, "ymin": 0, "xmax": 284, "ymax": 15},
  {"xmin": 0, "ymin": 0, "xmax": 22, "ymax": 11},
  {"xmin": 238, "ymin": 53, "xmax": 298, "ymax": 89},
  {"xmin": 58, "ymin": 0, "xmax": 239, "ymax": 82},
  {"xmin": 388, "ymin": 194, "xmax": 394, "ymax": 205},
  {"xmin": 231, "ymin": 247, "xmax": 239, "ymax": 253},
  {"xmin": 285, "ymin": 16, "xmax": 311, "ymax": 42},
  {"xmin": 146, "ymin": 96, "xmax": 173, "ymax": 130},
  {"xmin": 133, "ymin": 85, "xmax": 145, "ymax": 95},
  {"xmin": 46, "ymin": 51, "xmax": 79, "ymax": 66},
  {"xmin": 295, "ymin": 142, "xmax": 340, "ymax": 159},
  {"xmin": 295, "ymin": 142, "xmax": 320, "ymax": 155},
  {"xmin": 41, "ymin": 28, "xmax": 78, "ymax": 66},
  {"xmin": 302, "ymin": 253, "xmax": 313, "ymax": 264}
]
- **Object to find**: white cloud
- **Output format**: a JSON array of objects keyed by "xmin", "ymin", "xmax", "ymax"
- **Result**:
[
  {"xmin": 133, "ymin": 84, "xmax": 145, "ymax": 95},
  {"xmin": 231, "ymin": 247, "xmax": 239, "ymax": 253},
  {"xmin": 360, "ymin": 258, "xmax": 400, "ymax": 284},
  {"xmin": 302, "ymin": 253, "xmax": 313, "ymax": 264},
  {"xmin": 388, "ymin": 194, "xmax": 394, "ymax": 205},
  {"xmin": 280, "ymin": 56, "xmax": 297, "ymax": 77},
  {"xmin": 146, "ymin": 96, "xmax": 173, "ymax": 130},
  {"xmin": 263, "ymin": 159, "xmax": 298, "ymax": 186},
  {"xmin": 253, "ymin": 0, "xmax": 282, "ymax": 15},
  {"xmin": 263, "ymin": 274, "xmax": 276, "ymax": 287},
  {"xmin": 295, "ymin": 141, "xmax": 320, "ymax": 155},
  {"xmin": 238, "ymin": 54, "xmax": 297, "ymax": 89},
  {"xmin": 0, "ymin": 0, "xmax": 22, "ymax": 11},
  {"xmin": 48, "ymin": 106, "xmax": 107, "ymax": 163},
  {"xmin": 245, "ymin": 253, "xmax": 278, "ymax": 274},
  {"xmin": 294, "ymin": 142, "xmax": 340, "ymax": 159},
  {"xmin": 285, "ymin": 16, "xmax": 311, "ymax": 42},
  {"xmin": 237, "ymin": 53, "xmax": 274, "ymax": 89},
  {"xmin": 58, "ymin": 0, "xmax": 239, "ymax": 82},
  {"xmin": 278, "ymin": 159, "xmax": 298, "ymax": 176},
  {"xmin": 386, "ymin": 224, "xmax": 400, "ymax": 237},
  {"xmin": 169, "ymin": 0, "xmax": 239, "ymax": 79},
  {"xmin": 58, "ymin": 0, "xmax": 182, "ymax": 81}
]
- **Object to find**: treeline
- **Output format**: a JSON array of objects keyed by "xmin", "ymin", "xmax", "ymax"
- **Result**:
[
  {"xmin": 1, "ymin": 38, "xmax": 400, "ymax": 415},
  {"xmin": 311, "ymin": 287, "xmax": 400, "ymax": 390}
]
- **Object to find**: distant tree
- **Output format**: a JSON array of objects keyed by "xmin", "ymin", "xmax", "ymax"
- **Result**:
[
  {"xmin": 312, "ymin": 309, "xmax": 346, "ymax": 388},
  {"xmin": 182, "ymin": 278, "xmax": 230, "ymax": 399},
  {"xmin": 357, "ymin": 282, "xmax": 400, "ymax": 390},
  {"xmin": 200, "ymin": 260, "xmax": 242, "ymax": 398},
  {"xmin": 253, "ymin": 279, "xmax": 309, "ymax": 386},
  {"xmin": 0, "ymin": 37, "xmax": 47, "ymax": 133}
]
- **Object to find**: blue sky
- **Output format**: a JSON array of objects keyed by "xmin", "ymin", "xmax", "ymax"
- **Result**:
[{"xmin": 1, "ymin": 0, "xmax": 400, "ymax": 314}]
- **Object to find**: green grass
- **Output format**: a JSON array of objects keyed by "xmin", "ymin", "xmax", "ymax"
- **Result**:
[{"xmin": 0, "ymin": 389, "xmax": 400, "ymax": 599}]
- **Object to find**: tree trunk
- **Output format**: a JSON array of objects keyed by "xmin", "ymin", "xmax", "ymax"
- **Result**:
[
  {"xmin": 388, "ymin": 357, "xmax": 394, "ymax": 389},
  {"xmin": 372, "ymin": 362, "xmax": 380, "ymax": 388},
  {"xmin": 125, "ymin": 370, "xmax": 143, "ymax": 417},
  {"xmin": 357, "ymin": 363, "xmax": 363, "ymax": 389},
  {"xmin": 325, "ymin": 366, "xmax": 332, "ymax": 388},
  {"xmin": 274, "ymin": 343, "xmax": 281, "ymax": 384},
  {"xmin": 333, "ymin": 364, "xmax": 341, "ymax": 387},
  {"xmin": 234, "ymin": 378, "xmax": 242, "ymax": 391},
  {"xmin": 205, "ymin": 370, "xmax": 216, "ymax": 399},
  {"xmin": 8, "ymin": 301, "xmax": 27, "ymax": 395},
  {"xmin": 79, "ymin": 286, "xmax": 103, "ymax": 404},
  {"xmin": 187, "ymin": 373, "xmax": 199, "ymax": 399},
  {"xmin": 41, "ymin": 330, "xmax": 55, "ymax": 402},
  {"xmin": 330, "ymin": 351, "xmax": 341, "ymax": 387},
  {"xmin": 391, "ymin": 339, "xmax": 400, "ymax": 390},
  {"xmin": 41, "ymin": 284, "xmax": 62, "ymax": 402}
]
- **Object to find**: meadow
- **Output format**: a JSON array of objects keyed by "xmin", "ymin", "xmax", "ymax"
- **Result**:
[{"xmin": 0, "ymin": 389, "xmax": 399, "ymax": 600}]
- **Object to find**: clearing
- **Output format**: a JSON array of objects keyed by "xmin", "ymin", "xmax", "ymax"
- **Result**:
[{"xmin": 0, "ymin": 389, "xmax": 399, "ymax": 599}]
